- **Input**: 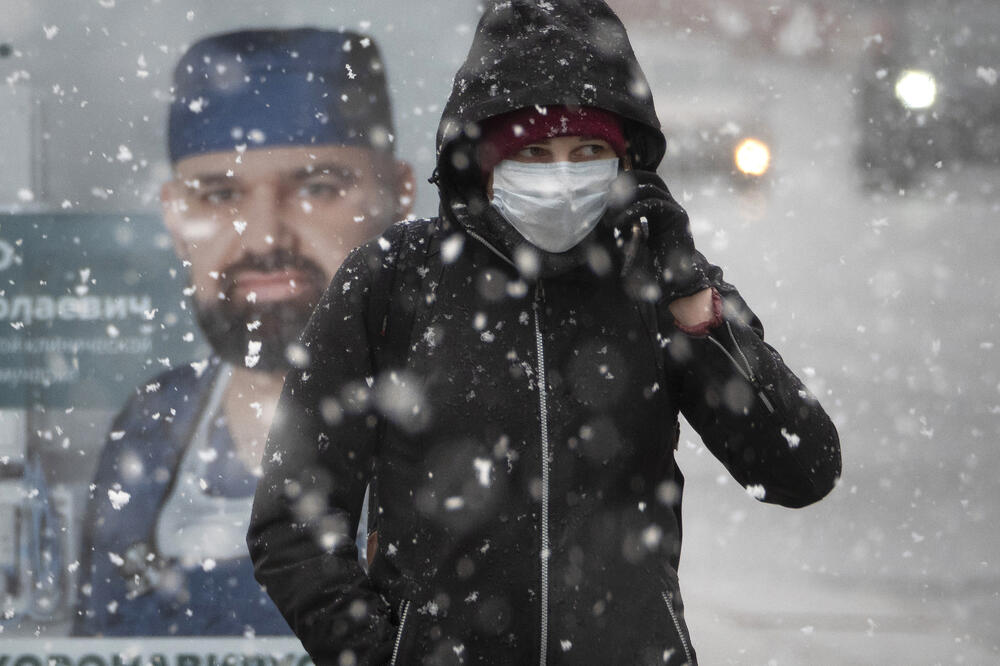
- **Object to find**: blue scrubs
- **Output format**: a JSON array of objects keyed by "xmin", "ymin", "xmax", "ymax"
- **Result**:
[{"xmin": 73, "ymin": 360, "xmax": 291, "ymax": 636}]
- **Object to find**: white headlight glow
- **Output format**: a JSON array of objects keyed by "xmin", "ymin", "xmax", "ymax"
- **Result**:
[
  {"xmin": 894, "ymin": 69, "xmax": 937, "ymax": 110},
  {"xmin": 734, "ymin": 138, "xmax": 771, "ymax": 177}
]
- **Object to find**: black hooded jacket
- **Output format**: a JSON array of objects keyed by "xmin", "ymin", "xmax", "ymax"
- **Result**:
[{"xmin": 248, "ymin": 2, "xmax": 841, "ymax": 665}]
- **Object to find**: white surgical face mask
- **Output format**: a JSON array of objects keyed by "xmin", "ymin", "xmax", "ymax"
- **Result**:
[{"xmin": 490, "ymin": 158, "xmax": 619, "ymax": 253}]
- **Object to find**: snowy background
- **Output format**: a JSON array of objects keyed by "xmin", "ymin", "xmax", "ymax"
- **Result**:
[{"xmin": 1, "ymin": 0, "xmax": 998, "ymax": 663}]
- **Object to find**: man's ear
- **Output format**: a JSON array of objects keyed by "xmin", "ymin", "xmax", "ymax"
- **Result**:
[
  {"xmin": 394, "ymin": 159, "xmax": 416, "ymax": 219},
  {"xmin": 160, "ymin": 179, "xmax": 192, "ymax": 260}
]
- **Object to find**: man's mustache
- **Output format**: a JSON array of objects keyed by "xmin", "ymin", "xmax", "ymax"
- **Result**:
[{"xmin": 220, "ymin": 248, "xmax": 329, "ymax": 298}]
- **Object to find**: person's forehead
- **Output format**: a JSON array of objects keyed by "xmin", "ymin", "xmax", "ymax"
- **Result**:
[{"xmin": 173, "ymin": 144, "xmax": 384, "ymax": 180}]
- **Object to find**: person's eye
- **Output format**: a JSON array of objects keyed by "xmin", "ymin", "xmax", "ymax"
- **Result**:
[
  {"xmin": 200, "ymin": 188, "xmax": 239, "ymax": 205},
  {"xmin": 298, "ymin": 181, "xmax": 346, "ymax": 200},
  {"xmin": 575, "ymin": 143, "xmax": 610, "ymax": 158},
  {"xmin": 297, "ymin": 167, "xmax": 359, "ymax": 200},
  {"xmin": 516, "ymin": 145, "xmax": 550, "ymax": 159}
]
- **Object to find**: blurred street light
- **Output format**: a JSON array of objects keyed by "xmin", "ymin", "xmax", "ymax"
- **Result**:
[
  {"xmin": 734, "ymin": 137, "xmax": 771, "ymax": 177},
  {"xmin": 894, "ymin": 69, "xmax": 938, "ymax": 110}
]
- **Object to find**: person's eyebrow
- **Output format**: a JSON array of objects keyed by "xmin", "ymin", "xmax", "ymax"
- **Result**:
[
  {"xmin": 288, "ymin": 161, "xmax": 359, "ymax": 181},
  {"xmin": 183, "ymin": 173, "xmax": 236, "ymax": 189}
]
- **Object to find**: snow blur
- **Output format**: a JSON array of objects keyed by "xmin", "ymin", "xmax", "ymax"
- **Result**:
[{"xmin": 0, "ymin": 1, "xmax": 997, "ymax": 664}]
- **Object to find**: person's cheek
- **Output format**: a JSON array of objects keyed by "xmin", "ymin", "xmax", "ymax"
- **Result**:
[
  {"xmin": 185, "ymin": 219, "xmax": 239, "ymax": 267},
  {"xmin": 321, "ymin": 191, "xmax": 383, "ymax": 235},
  {"xmin": 176, "ymin": 216, "xmax": 221, "ymax": 244},
  {"xmin": 289, "ymin": 220, "xmax": 353, "ymax": 281}
]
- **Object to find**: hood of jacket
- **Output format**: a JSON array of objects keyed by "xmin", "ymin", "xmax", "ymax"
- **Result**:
[{"xmin": 433, "ymin": 0, "xmax": 666, "ymax": 269}]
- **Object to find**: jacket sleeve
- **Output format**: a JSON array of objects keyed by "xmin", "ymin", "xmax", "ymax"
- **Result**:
[
  {"xmin": 247, "ymin": 245, "xmax": 395, "ymax": 666},
  {"xmin": 664, "ymin": 260, "xmax": 842, "ymax": 508}
]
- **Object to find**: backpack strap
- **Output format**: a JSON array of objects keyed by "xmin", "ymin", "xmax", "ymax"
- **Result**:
[
  {"xmin": 368, "ymin": 220, "xmax": 435, "ymax": 372},
  {"xmin": 364, "ymin": 219, "xmax": 436, "ymax": 559}
]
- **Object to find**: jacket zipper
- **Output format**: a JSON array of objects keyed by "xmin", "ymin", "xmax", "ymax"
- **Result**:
[
  {"xmin": 389, "ymin": 599, "xmax": 411, "ymax": 666},
  {"xmin": 463, "ymin": 230, "xmax": 551, "ymax": 662},
  {"xmin": 463, "ymin": 229, "xmax": 516, "ymax": 269},
  {"xmin": 661, "ymin": 591, "xmax": 693, "ymax": 665},
  {"xmin": 704, "ymin": 322, "xmax": 776, "ymax": 414},
  {"xmin": 533, "ymin": 285, "xmax": 551, "ymax": 666}
]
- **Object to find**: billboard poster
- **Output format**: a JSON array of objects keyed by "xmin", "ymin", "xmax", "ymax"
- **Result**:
[
  {"xmin": 0, "ymin": 213, "xmax": 208, "ymax": 635},
  {"xmin": 0, "ymin": 639, "xmax": 311, "ymax": 666},
  {"xmin": 0, "ymin": 1, "xmax": 475, "ymax": 653},
  {"xmin": 0, "ymin": 213, "xmax": 204, "ymax": 410}
]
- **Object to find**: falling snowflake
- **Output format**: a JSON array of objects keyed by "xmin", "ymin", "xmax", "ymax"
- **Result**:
[
  {"xmin": 976, "ymin": 66, "xmax": 998, "ymax": 86},
  {"xmin": 781, "ymin": 428, "xmax": 801, "ymax": 449},
  {"xmin": 107, "ymin": 487, "xmax": 131, "ymax": 510}
]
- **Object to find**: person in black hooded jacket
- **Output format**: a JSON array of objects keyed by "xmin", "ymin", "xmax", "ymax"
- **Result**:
[{"xmin": 247, "ymin": 2, "xmax": 841, "ymax": 665}]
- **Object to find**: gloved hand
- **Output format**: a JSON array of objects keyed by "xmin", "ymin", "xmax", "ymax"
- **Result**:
[{"xmin": 604, "ymin": 170, "xmax": 711, "ymax": 303}]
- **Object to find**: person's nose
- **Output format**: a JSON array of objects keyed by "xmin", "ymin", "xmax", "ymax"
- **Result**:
[
  {"xmin": 237, "ymin": 185, "xmax": 297, "ymax": 252},
  {"xmin": 553, "ymin": 146, "xmax": 574, "ymax": 163}
]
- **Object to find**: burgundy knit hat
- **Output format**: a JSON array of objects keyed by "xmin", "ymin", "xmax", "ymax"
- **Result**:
[{"xmin": 478, "ymin": 105, "xmax": 627, "ymax": 176}]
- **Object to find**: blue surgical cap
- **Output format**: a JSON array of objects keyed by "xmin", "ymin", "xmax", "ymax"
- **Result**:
[{"xmin": 168, "ymin": 28, "xmax": 395, "ymax": 163}]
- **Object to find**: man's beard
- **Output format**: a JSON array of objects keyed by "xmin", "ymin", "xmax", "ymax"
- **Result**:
[{"xmin": 192, "ymin": 248, "xmax": 329, "ymax": 373}]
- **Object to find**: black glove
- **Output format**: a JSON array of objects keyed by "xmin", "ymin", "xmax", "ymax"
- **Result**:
[{"xmin": 604, "ymin": 170, "xmax": 711, "ymax": 303}]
